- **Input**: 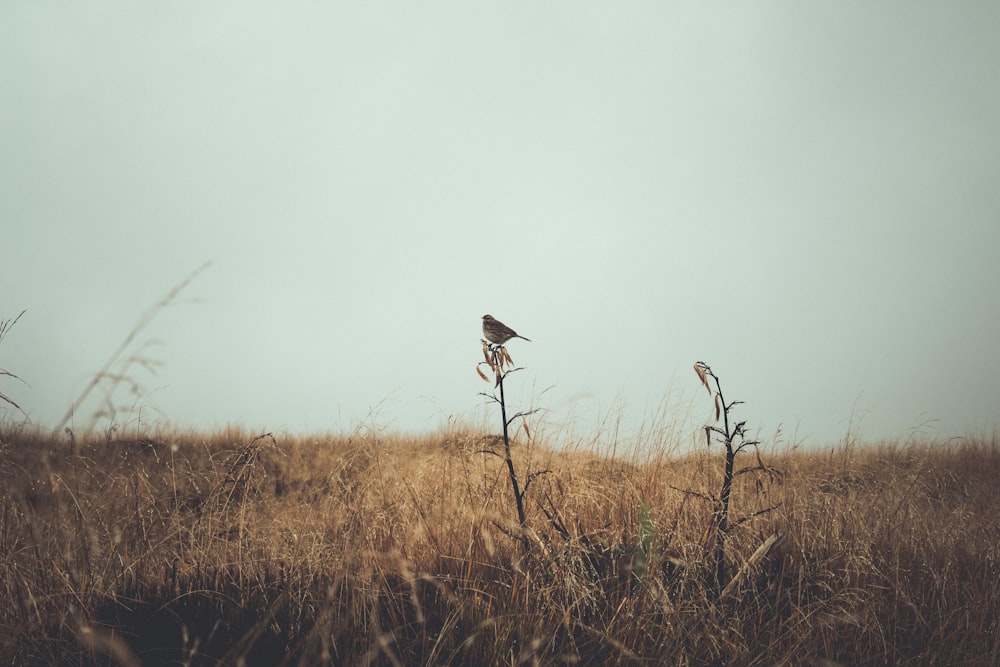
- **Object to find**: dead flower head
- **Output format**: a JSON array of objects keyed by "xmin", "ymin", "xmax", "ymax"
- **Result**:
[{"xmin": 477, "ymin": 340, "xmax": 516, "ymax": 386}]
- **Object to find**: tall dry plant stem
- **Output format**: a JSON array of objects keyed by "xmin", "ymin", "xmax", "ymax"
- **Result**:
[
  {"xmin": 477, "ymin": 341, "xmax": 540, "ymax": 552},
  {"xmin": 53, "ymin": 262, "xmax": 210, "ymax": 436},
  {"xmin": 693, "ymin": 361, "xmax": 781, "ymax": 590}
]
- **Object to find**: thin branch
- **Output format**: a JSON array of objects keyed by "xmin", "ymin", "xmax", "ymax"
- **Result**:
[
  {"xmin": 667, "ymin": 484, "xmax": 716, "ymax": 504},
  {"xmin": 523, "ymin": 469, "xmax": 552, "ymax": 494},
  {"xmin": 732, "ymin": 439, "xmax": 761, "ymax": 457},
  {"xmin": 734, "ymin": 462, "xmax": 772, "ymax": 477},
  {"xmin": 732, "ymin": 503, "xmax": 782, "ymax": 527},
  {"xmin": 506, "ymin": 407, "xmax": 542, "ymax": 428}
]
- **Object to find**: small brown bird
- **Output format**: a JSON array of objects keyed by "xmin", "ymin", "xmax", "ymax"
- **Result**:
[{"xmin": 482, "ymin": 314, "xmax": 531, "ymax": 345}]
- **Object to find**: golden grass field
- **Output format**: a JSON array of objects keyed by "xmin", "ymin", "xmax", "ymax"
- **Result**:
[{"xmin": 1, "ymin": 422, "xmax": 998, "ymax": 666}]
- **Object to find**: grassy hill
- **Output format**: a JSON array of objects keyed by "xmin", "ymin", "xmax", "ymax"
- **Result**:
[{"xmin": 1, "ymin": 424, "xmax": 998, "ymax": 665}]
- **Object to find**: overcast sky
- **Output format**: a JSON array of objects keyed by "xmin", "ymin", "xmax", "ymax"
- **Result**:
[{"xmin": 2, "ymin": 2, "xmax": 998, "ymax": 448}]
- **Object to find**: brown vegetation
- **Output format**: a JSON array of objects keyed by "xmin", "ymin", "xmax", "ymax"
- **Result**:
[{"xmin": 1, "ymin": 423, "xmax": 998, "ymax": 665}]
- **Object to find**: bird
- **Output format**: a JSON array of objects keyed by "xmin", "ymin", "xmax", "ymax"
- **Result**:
[{"xmin": 482, "ymin": 314, "xmax": 531, "ymax": 345}]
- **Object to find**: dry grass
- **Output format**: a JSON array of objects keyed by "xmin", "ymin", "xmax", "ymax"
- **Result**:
[{"xmin": 1, "ymin": 422, "xmax": 998, "ymax": 666}]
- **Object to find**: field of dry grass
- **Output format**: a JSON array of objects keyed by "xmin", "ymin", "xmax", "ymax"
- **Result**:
[{"xmin": 1, "ymin": 422, "xmax": 998, "ymax": 666}]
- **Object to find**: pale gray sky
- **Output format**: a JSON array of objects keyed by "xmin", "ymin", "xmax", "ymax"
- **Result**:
[{"xmin": 2, "ymin": 2, "xmax": 998, "ymax": 446}]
